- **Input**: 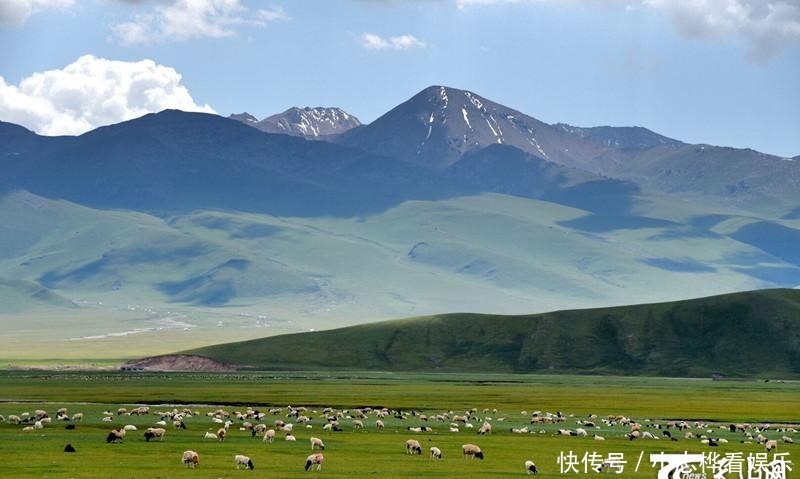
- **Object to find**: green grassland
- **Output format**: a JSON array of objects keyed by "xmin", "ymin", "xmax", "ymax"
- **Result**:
[{"xmin": 0, "ymin": 373, "xmax": 797, "ymax": 478}]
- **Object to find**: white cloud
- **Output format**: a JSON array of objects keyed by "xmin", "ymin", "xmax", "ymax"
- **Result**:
[
  {"xmin": 643, "ymin": 0, "xmax": 800, "ymax": 60},
  {"xmin": 0, "ymin": 55, "xmax": 216, "ymax": 136},
  {"xmin": 361, "ymin": 32, "xmax": 427, "ymax": 50},
  {"xmin": 112, "ymin": 0, "xmax": 288, "ymax": 45},
  {"xmin": 0, "ymin": 0, "xmax": 73, "ymax": 26},
  {"xmin": 455, "ymin": 0, "xmax": 800, "ymax": 60}
]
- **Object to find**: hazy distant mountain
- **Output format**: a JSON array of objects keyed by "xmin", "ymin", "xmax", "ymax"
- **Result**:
[
  {"xmin": 335, "ymin": 85, "xmax": 657, "ymax": 172},
  {"xmin": 228, "ymin": 112, "xmax": 258, "ymax": 124},
  {"xmin": 3, "ymin": 100, "xmax": 800, "ymax": 354},
  {"xmin": 2, "ymin": 110, "xmax": 445, "ymax": 216},
  {"xmin": 231, "ymin": 107, "xmax": 361, "ymax": 138},
  {"xmin": 336, "ymin": 85, "xmax": 800, "ymax": 212},
  {"xmin": 553, "ymin": 123, "xmax": 683, "ymax": 150}
]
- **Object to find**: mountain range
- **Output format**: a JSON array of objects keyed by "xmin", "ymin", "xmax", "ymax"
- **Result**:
[
  {"xmin": 1, "ymin": 85, "xmax": 798, "ymax": 360},
  {"xmin": 229, "ymin": 107, "xmax": 361, "ymax": 138}
]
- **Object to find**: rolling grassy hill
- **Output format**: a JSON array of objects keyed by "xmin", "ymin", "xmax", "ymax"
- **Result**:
[{"xmin": 187, "ymin": 289, "xmax": 800, "ymax": 378}]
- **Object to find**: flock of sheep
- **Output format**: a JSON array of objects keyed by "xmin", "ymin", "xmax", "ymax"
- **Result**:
[{"xmin": 1, "ymin": 404, "xmax": 796, "ymax": 474}]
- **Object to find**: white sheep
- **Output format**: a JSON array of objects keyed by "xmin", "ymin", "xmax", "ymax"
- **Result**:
[
  {"xmin": 203, "ymin": 431, "xmax": 218, "ymax": 440},
  {"xmin": 305, "ymin": 453, "xmax": 324, "ymax": 472},
  {"xmin": 144, "ymin": 427, "xmax": 166, "ymax": 442},
  {"xmin": 286, "ymin": 434, "xmax": 297, "ymax": 441},
  {"xmin": 406, "ymin": 439, "xmax": 422, "ymax": 455},
  {"xmin": 525, "ymin": 460, "xmax": 538, "ymax": 475},
  {"xmin": 766, "ymin": 440, "xmax": 778, "ymax": 452},
  {"xmin": 123, "ymin": 425, "xmax": 137, "ymax": 431},
  {"xmin": 462, "ymin": 444, "xmax": 484, "ymax": 460},
  {"xmin": 234, "ymin": 454, "xmax": 254, "ymax": 470},
  {"xmin": 310, "ymin": 437, "xmax": 325, "ymax": 450},
  {"xmin": 478, "ymin": 422, "xmax": 492, "ymax": 435},
  {"xmin": 376, "ymin": 419, "xmax": 384, "ymax": 430},
  {"xmin": 263, "ymin": 429, "xmax": 276, "ymax": 443},
  {"xmin": 430, "ymin": 446, "xmax": 443, "ymax": 459},
  {"xmin": 182, "ymin": 450, "xmax": 200, "ymax": 468}
]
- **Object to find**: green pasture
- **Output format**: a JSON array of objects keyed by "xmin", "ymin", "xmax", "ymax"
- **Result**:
[{"xmin": 0, "ymin": 372, "xmax": 797, "ymax": 478}]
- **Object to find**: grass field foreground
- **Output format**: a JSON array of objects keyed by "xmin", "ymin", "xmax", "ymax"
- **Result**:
[{"xmin": 0, "ymin": 372, "xmax": 798, "ymax": 478}]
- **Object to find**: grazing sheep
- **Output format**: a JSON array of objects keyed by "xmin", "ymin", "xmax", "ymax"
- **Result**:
[
  {"xmin": 462, "ymin": 444, "xmax": 484, "ymax": 460},
  {"xmin": 144, "ymin": 427, "xmax": 166, "ymax": 442},
  {"xmin": 106, "ymin": 428, "xmax": 126, "ymax": 443},
  {"xmin": 253, "ymin": 424, "xmax": 267, "ymax": 437},
  {"xmin": 64, "ymin": 444, "xmax": 76, "ymax": 453},
  {"xmin": 65, "ymin": 424, "xmax": 76, "ymax": 430},
  {"xmin": 234, "ymin": 454, "xmax": 254, "ymax": 470},
  {"xmin": 766, "ymin": 440, "xmax": 778, "ymax": 452},
  {"xmin": 310, "ymin": 437, "xmax": 325, "ymax": 450},
  {"xmin": 33, "ymin": 421, "xmax": 44, "ymax": 430},
  {"xmin": 641, "ymin": 431, "xmax": 655, "ymax": 440},
  {"xmin": 783, "ymin": 436, "xmax": 794, "ymax": 444},
  {"xmin": 450, "ymin": 427, "xmax": 460, "ymax": 433},
  {"xmin": 263, "ymin": 429, "xmax": 276, "ymax": 443},
  {"xmin": 102, "ymin": 417, "xmax": 113, "ymax": 423},
  {"xmin": 353, "ymin": 420, "xmax": 364, "ymax": 429},
  {"xmin": 478, "ymin": 422, "xmax": 492, "ymax": 435},
  {"xmin": 182, "ymin": 450, "xmax": 200, "ymax": 468},
  {"xmin": 123, "ymin": 425, "xmax": 137, "ymax": 431},
  {"xmin": 22, "ymin": 426, "xmax": 35, "ymax": 432},
  {"xmin": 406, "ymin": 439, "xmax": 422, "ymax": 455},
  {"xmin": 575, "ymin": 428, "xmax": 588, "ymax": 437},
  {"xmin": 376, "ymin": 419, "xmax": 385, "ymax": 430},
  {"xmin": 594, "ymin": 434, "xmax": 605, "ymax": 441},
  {"xmin": 525, "ymin": 460, "xmax": 538, "ymax": 475},
  {"xmin": 217, "ymin": 428, "xmax": 227, "ymax": 442},
  {"xmin": 8, "ymin": 415, "xmax": 21, "ymax": 425},
  {"xmin": 627, "ymin": 430, "xmax": 640, "ymax": 441},
  {"xmin": 430, "ymin": 446, "xmax": 443, "ymax": 459},
  {"xmin": 305, "ymin": 453, "xmax": 324, "ymax": 472},
  {"xmin": 203, "ymin": 432, "xmax": 218, "ymax": 440},
  {"xmin": 286, "ymin": 434, "xmax": 297, "ymax": 441},
  {"xmin": 71, "ymin": 413, "xmax": 83, "ymax": 422}
]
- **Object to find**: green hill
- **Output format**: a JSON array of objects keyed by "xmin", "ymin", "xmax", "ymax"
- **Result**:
[{"xmin": 187, "ymin": 289, "xmax": 800, "ymax": 378}]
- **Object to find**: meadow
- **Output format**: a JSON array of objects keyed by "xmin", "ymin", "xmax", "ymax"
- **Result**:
[{"xmin": 0, "ymin": 372, "xmax": 797, "ymax": 478}]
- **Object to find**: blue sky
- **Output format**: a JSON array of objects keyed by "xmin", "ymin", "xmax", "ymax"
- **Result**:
[{"xmin": 1, "ymin": 0, "xmax": 799, "ymax": 157}]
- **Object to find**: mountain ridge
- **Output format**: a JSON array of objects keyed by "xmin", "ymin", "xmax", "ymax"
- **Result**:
[{"xmin": 185, "ymin": 288, "xmax": 800, "ymax": 377}]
